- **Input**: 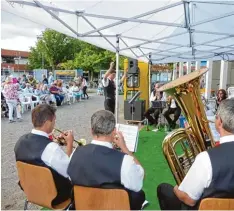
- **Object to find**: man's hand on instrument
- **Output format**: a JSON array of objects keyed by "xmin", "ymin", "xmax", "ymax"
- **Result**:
[
  {"xmin": 110, "ymin": 62, "xmax": 115, "ymax": 70},
  {"xmin": 61, "ymin": 130, "xmax": 74, "ymax": 146}
]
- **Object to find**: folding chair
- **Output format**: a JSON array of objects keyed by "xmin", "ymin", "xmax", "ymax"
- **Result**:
[
  {"xmin": 199, "ymin": 198, "xmax": 234, "ymax": 210},
  {"xmin": 74, "ymin": 186, "xmax": 130, "ymax": 210},
  {"xmin": 16, "ymin": 161, "xmax": 71, "ymax": 210}
]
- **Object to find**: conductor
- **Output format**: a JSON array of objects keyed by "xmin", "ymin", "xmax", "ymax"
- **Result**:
[{"xmin": 102, "ymin": 62, "xmax": 127, "ymax": 114}]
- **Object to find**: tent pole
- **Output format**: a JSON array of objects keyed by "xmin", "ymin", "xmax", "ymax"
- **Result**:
[
  {"xmin": 115, "ymin": 35, "xmax": 120, "ymax": 123},
  {"xmin": 148, "ymin": 54, "xmax": 152, "ymax": 108}
]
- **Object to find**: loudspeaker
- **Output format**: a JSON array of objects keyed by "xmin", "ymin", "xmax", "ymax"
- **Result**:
[
  {"xmin": 124, "ymin": 100, "xmax": 145, "ymax": 121},
  {"xmin": 128, "ymin": 59, "xmax": 139, "ymax": 74}
]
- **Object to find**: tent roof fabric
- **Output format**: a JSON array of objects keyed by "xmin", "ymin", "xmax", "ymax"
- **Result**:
[{"xmin": 2, "ymin": 0, "xmax": 234, "ymax": 63}]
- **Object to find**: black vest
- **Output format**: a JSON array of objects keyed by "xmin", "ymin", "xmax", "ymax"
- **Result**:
[
  {"xmin": 14, "ymin": 133, "xmax": 72, "ymax": 205},
  {"xmin": 202, "ymin": 142, "xmax": 234, "ymax": 199},
  {"xmin": 104, "ymin": 78, "xmax": 116, "ymax": 100},
  {"xmin": 182, "ymin": 142, "xmax": 234, "ymax": 210},
  {"xmin": 67, "ymin": 144, "xmax": 144, "ymax": 209}
]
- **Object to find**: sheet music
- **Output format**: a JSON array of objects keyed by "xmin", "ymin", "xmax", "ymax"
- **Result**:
[{"xmin": 116, "ymin": 124, "xmax": 139, "ymax": 152}]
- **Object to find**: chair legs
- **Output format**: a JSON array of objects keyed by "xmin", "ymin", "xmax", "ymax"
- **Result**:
[{"xmin": 24, "ymin": 199, "xmax": 28, "ymax": 211}]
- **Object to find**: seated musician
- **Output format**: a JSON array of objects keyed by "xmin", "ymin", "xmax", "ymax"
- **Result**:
[
  {"xmin": 14, "ymin": 104, "xmax": 73, "ymax": 205},
  {"xmin": 65, "ymin": 110, "xmax": 145, "ymax": 210},
  {"xmin": 144, "ymin": 83, "xmax": 164, "ymax": 125},
  {"xmin": 157, "ymin": 99, "xmax": 234, "ymax": 210},
  {"xmin": 163, "ymin": 96, "xmax": 181, "ymax": 130}
]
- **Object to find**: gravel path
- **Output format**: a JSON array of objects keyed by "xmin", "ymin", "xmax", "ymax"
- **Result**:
[{"xmin": 1, "ymin": 94, "xmax": 124, "ymax": 210}]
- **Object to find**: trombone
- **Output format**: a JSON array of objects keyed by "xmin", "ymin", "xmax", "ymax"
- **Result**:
[{"xmin": 53, "ymin": 128, "xmax": 86, "ymax": 147}]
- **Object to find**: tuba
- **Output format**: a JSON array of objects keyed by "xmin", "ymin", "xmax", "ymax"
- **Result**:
[{"xmin": 159, "ymin": 68, "xmax": 215, "ymax": 185}]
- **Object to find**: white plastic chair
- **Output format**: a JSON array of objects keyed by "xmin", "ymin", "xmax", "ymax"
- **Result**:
[
  {"xmin": 68, "ymin": 93, "xmax": 76, "ymax": 103},
  {"xmin": 227, "ymin": 87, "xmax": 234, "ymax": 99},
  {"xmin": 19, "ymin": 95, "xmax": 32, "ymax": 113},
  {"xmin": 23, "ymin": 93, "xmax": 40, "ymax": 109}
]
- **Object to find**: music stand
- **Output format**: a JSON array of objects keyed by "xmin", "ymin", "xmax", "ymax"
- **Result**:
[{"xmin": 128, "ymin": 91, "xmax": 141, "ymax": 122}]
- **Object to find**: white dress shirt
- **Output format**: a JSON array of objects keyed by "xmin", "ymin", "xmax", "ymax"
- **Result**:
[
  {"xmin": 102, "ymin": 77, "xmax": 111, "ymax": 87},
  {"xmin": 150, "ymin": 91, "xmax": 156, "ymax": 102},
  {"xmin": 170, "ymin": 99, "xmax": 176, "ymax": 108},
  {"xmin": 31, "ymin": 129, "xmax": 70, "ymax": 178},
  {"xmin": 178, "ymin": 135, "xmax": 234, "ymax": 201},
  {"xmin": 90, "ymin": 140, "xmax": 144, "ymax": 192}
]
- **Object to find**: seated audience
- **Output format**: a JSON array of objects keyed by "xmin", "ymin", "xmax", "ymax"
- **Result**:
[
  {"xmin": 71, "ymin": 82, "xmax": 81, "ymax": 102},
  {"xmin": 144, "ymin": 83, "xmax": 164, "ymax": 125},
  {"xmin": 216, "ymin": 89, "xmax": 227, "ymax": 111},
  {"xmin": 65, "ymin": 110, "xmax": 146, "ymax": 210},
  {"xmin": 42, "ymin": 74, "xmax": 48, "ymax": 85},
  {"xmin": 157, "ymin": 99, "xmax": 234, "ymax": 210},
  {"xmin": 163, "ymin": 96, "xmax": 181, "ymax": 130},
  {"xmin": 57, "ymin": 80, "xmax": 70, "ymax": 105},
  {"xmin": 14, "ymin": 104, "xmax": 73, "ymax": 205},
  {"xmin": 27, "ymin": 75, "xmax": 37, "ymax": 87},
  {"xmin": 40, "ymin": 84, "xmax": 54, "ymax": 105},
  {"xmin": 49, "ymin": 81, "xmax": 64, "ymax": 106}
]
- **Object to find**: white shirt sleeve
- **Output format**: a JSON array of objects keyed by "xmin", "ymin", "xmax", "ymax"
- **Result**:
[
  {"xmin": 41, "ymin": 142, "xmax": 70, "ymax": 178},
  {"xmin": 178, "ymin": 151, "xmax": 212, "ymax": 201},
  {"xmin": 121, "ymin": 155, "xmax": 144, "ymax": 192},
  {"xmin": 150, "ymin": 92, "xmax": 155, "ymax": 102},
  {"xmin": 102, "ymin": 78, "xmax": 109, "ymax": 87}
]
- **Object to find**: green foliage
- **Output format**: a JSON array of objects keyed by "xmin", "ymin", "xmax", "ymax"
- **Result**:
[{"xmin": 29, "ymin": 29, "xmax": 126, "ymax": 72}]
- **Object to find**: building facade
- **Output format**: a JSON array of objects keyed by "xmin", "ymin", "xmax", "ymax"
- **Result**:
[{"xmin": 1, "ymin": 49, "xmax": 31, "ymax": 78}]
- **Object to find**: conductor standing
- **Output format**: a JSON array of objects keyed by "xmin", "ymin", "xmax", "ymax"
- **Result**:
[{"xmin": 102, "ymin": 62, "xmax": 127, "ymax": 114}]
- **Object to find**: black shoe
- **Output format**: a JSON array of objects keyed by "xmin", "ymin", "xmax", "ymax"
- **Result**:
[{"xmin": 171, "ymin": 122, "xmax": 176, "ymax": 129}]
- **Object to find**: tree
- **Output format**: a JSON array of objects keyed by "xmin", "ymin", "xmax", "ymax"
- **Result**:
[
  {"xmin": 29, "ymin": 29, "xmax": 80, "ymax": 70},
  {"xmin": 28, "ymin": 46, "xmax": 50, "ymax": 70},
  {"xmin": 29, "ymin": 29, "xmax": 126, "ymax": 72}
]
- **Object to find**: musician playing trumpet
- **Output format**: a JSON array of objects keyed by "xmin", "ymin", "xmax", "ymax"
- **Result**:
[{"xmin": 14, "ymin": 104, "xmax": 73, "ymax": 205}]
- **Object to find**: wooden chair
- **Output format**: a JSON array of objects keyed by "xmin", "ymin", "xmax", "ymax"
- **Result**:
[
  {"xmin": 199, "ymin": 198, "xmax": 234, "ymax": 210},
  {"xmin": 74, "ymin": 186, "xmax": 130, "ymax": 210},
  {"xmin": 16, "ymin": 161, "xmax": 71, "ymax": 210}
]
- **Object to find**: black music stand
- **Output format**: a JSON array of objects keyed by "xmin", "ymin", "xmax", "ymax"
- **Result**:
[
  {"xmin": 151, "ymin": 101, "xmax": 166, "ymax": 130},
  {"xmin": 128, "ymin": 91, "xmax": 141, "ymax": 122}
]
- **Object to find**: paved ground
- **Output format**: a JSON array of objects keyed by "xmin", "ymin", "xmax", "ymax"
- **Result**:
[{"xmin": 1, "ymin": 94, "xmax": 125, "ymax": 210}]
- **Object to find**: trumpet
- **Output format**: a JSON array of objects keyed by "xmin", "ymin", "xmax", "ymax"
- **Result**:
[{"xmin": 52, "ymin": 128, "xmax": 86, "ymax": 147}]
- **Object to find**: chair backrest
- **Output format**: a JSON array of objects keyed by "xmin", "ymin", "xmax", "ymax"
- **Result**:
[
  {"xmin": 16, "ymin": 161, "xmax": 57, "ymax": 209},
  {"xmin": 74, "ymin": 186, "xmax": 130, "ymax": 210},
  {"xmin": 199, "ymin": 198, "xmax": 234, "ymax": 210}
]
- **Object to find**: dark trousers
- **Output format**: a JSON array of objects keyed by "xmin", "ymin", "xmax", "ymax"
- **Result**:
[
  {"xmin": 163, "ymin": 107, "xmax": 181, "ymax": 126},
  {"xmin": 157, "ymin": 183, "xmax": 195, "ymax": 210},
  {"xmin": 104, "ymin": 98, "xmax": 115, "ymax": 114},
  {"xmin": 128, "ymin": 189, "xmax": 146, "ymax": 210},
  {"xmin": 83, "ymin": 86, "xmax": 88, "ymax": 98},
  {"xmin": 157, "ymin": 183, "xmax": 183, "ymax": 210},
  {"xmin": 54, "ymin": 94, "xmax": 64, "ymax": 106},
  {"xmin": 144, "ymin": 107, "xmax": 161, "ymax": 125}
]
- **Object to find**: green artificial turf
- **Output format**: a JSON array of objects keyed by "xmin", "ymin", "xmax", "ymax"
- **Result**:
[{"xmin": 135, "ymin": 126, "xmax": 176, "ymax": 210}]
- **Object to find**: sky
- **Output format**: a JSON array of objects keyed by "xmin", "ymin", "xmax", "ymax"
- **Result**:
[{"xmin": 1, "ymin": 9, "xmax": 45, "ymax": 51}]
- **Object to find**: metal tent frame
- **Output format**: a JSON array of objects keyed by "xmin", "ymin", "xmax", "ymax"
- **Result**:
[{"xmin": 3, "ymin": 0, "xmax": 234, "ymax": 121}]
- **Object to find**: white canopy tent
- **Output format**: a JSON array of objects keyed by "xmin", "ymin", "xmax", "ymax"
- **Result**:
[{"xmin": 2, "ymin": 0, "xmax": 234, "ymax": 121}]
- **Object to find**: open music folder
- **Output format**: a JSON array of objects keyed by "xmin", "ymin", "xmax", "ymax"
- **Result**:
[{"xmin": 116, "ymin": 124, "xmax": 139, "ymax": 152}]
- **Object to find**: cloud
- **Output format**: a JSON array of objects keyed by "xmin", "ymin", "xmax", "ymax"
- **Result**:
[{"xmin": 1, "ymin": 10, "xmax": 45, "ymax": 50}]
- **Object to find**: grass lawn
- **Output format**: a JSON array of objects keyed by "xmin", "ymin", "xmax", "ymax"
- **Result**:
[{"xmin": 135, "ymin": 126, "xmax": 176, "ymax": 210}]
